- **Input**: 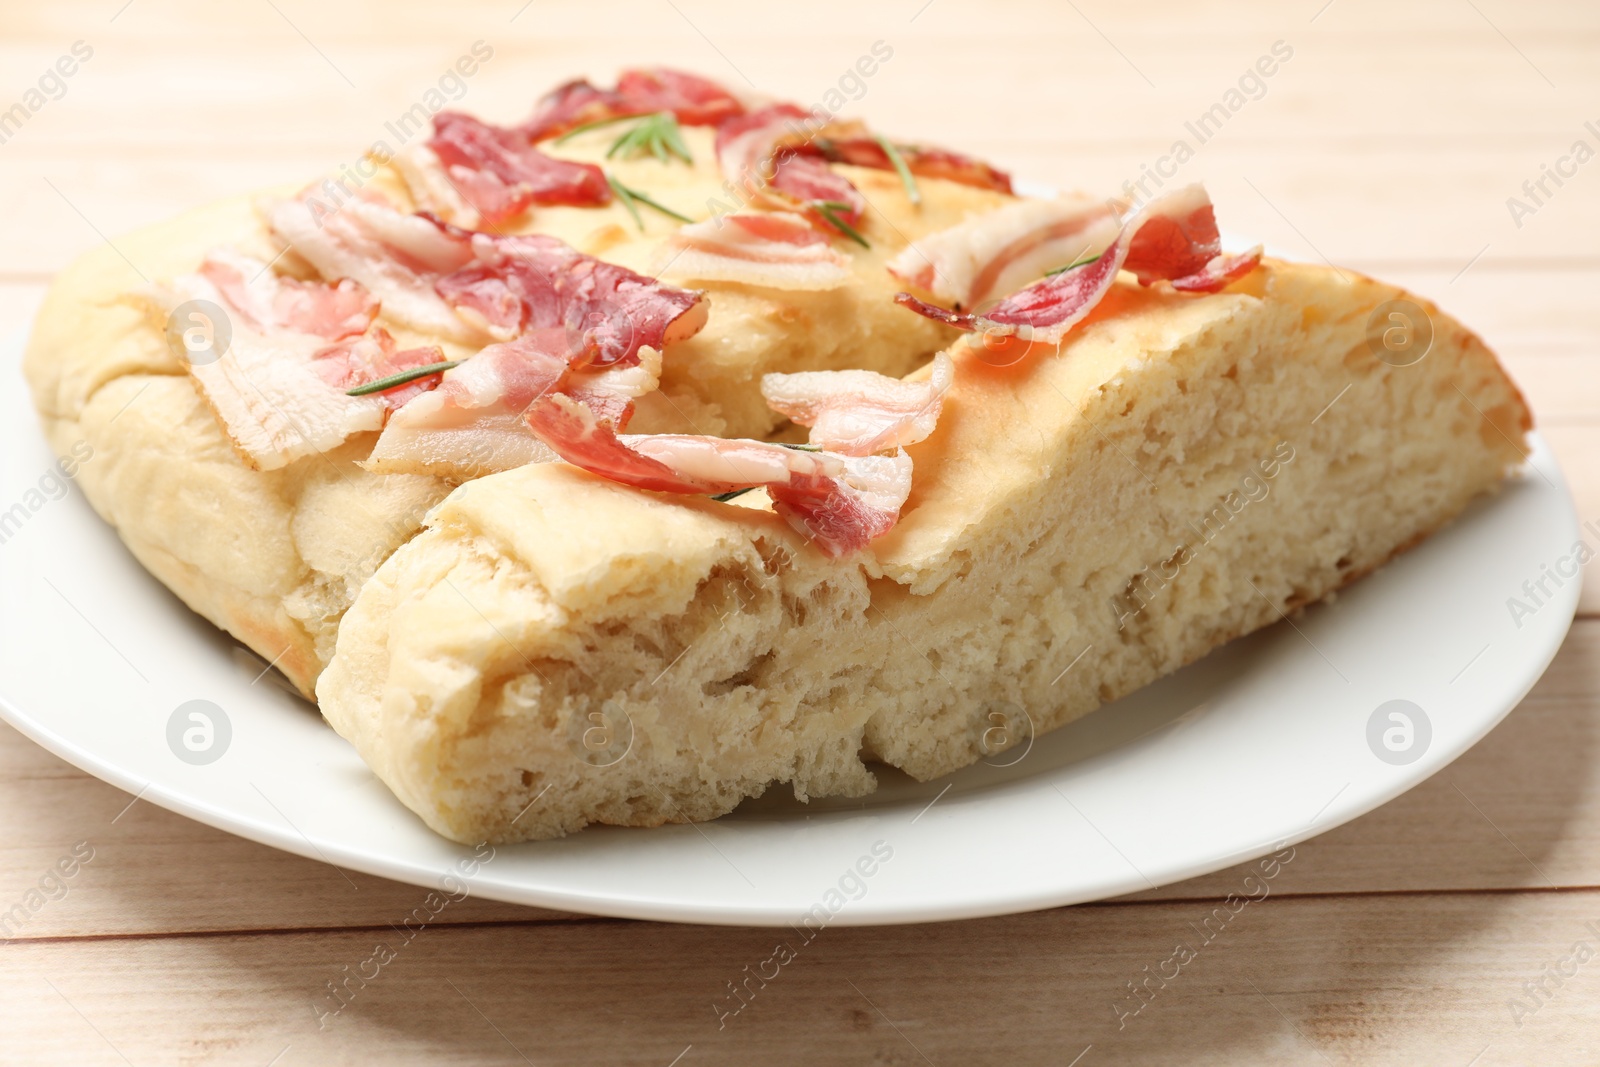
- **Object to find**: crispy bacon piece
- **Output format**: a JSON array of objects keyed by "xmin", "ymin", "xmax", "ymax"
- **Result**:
[
  {"xmin": 364, "ymin": 331, "xmax": 661, "ymax": 478},
  {"xmin": 197, "ymin": 249, "xmax": 378, "ymax": 340},
  {"xmin": 770, "ymin": 153, "xmax": 867, "ymax": 234},
  {"xmin": 269, "ymin": 196, "xmax": 479, "ymax": 342},
  {"xmin": 715, "ymin": 103, "xmax": 815, "ymax": 190},
  {"xmin": 521, "ymin": 79, "xmax": 616, "ymax": 142},
  {"xmin": 269, "ymin": 197, "xmax": 709, "ymax": 358},
  {"xmin": 154, "ymin": 252, "xmax": 403, "ymax": 470},
  {"xmin": 813, "ymin": 138, "xmax": 1013, "ymax": 194},
  {"xmin": 1169, "ymin": 248, "xmax": 1263, "ymax": 293},
  {"xmin": 655, "ymin": 211, "xmax": 852, "ymax": 290},
  {"xmin": 761, "ymin": 353, "xmax": 953, "ymax": 456},
  {"xmin": 888, "ymin": 195, "xmax": 1124, "ymax": 310},
  {"xmin": 614, "ymin": 68, "xmax": 746, "ymax": 127},
  {"xmin": 525, "ymin": 392, "xmax": 912, "ymax": 557},
  {"xmin": 310, "ymin": 328, "xmax": 451, "ymax": 412},
  {"xmin": 521, "ymin": 69, "xmax": 746, "ymax": 142},
  {"xmin": 435, "ymin": 232, "xmax": 709, "ymax": 362},
  {"xmin": 427, "ymin": 111, "xmax": 610, "ymax": 224},
  {"xmin": 895, "ymin": 184, "xmax": 1262, "ymax": 345},
  {"xmin": 391, "ymin": 143, "xmax": 479, "ymax": 227},
  {"xmin": 714, "ymin": 104, "xmax": 867, "ymax": 237}
]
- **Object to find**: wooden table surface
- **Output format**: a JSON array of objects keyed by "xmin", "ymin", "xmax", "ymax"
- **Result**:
[{"xmin": 3, "ymin": 1, "xmax": 1598, "ymax": 1063}]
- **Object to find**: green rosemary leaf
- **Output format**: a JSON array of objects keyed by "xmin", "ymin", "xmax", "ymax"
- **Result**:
[
  {"xmin": 552, "ymin": 112, "xmax": 648, "ymax": 144},
  {"xmin": 608, "ymin": 175, "xmax": 693, "ymax": 228},
  {"xmin": 607, "ymin": 173, "xmax": 645, "ymax": 230},
  {"xmin": 1045, "ymin": 252, "xmax": 1105, "ymax": 276},
  {"xmin": 345, "ymin": 360, "xmax": 460, "ymax": 396},
  {"xmin": 604, "ymin": 124, "xmax": 637, "ymax": 160},
  {"xmin": 662, "ymin": 121, "xmax": 694, "ymax": 165},
  {"xmin": 776, "ymin": 442, "xmax": 820, "ymax": 451},
  {"xmin": 815, "ymin": 201, "xmax": 870, "ymax": 248},
  {"xmin": 712, "ymin": 487, "xmax": 758, "ymax": 502},
  {"xmin": 632, "ymin": 187, "xmax": 693, "ymax": 223},
  {"xmin": 874, "ymin": 133, "xmax": 921, "ymax": 207},
  {"xmin": 595, "ymin": 112, "xmax": 694, "ymax": 167}
]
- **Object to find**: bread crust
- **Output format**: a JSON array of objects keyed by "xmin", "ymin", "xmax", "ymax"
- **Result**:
[{"xmin": 316, "ymin": 260, "xmax": 1533, "ymax": 843}]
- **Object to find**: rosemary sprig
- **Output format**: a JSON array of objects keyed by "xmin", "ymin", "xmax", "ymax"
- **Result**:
[
  {"xmin": 874, "ymin": 133, "xmax": 921, "ymax": 207},
  {"xmin": 552, "ymin": 112, "xmax": 651, "ymax": 144},
  {"xmin": 607, "ymin": 174, "xmax": 694, "ymax": 231},
  {"xmin": 556, "ymin": 111, "xmax": 694, "ymax": 165},
  {"xmin": 815, "ymin": 200, "xmax": 870, "ymax": 248},
  {"xmin": 345, "ymin": 360, "xmax": 460, "ymax": 396},
  {"xmin": 1045, "ymin": 252, "xmax": 1104, "ymax": 276},
  {"xmin": 606, "ymin": 112, "xmax": 693, "ymax": 165}
]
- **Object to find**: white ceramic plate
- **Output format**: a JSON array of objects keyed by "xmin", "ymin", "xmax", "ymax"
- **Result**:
[{"xmin": 0, "ymin": 329, "xmax": 1581, "ymax": 926}]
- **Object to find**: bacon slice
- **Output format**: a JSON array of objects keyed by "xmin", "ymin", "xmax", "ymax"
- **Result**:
[
  {"xmin": 521, "ymin": 69, "xmax": 745, "ymax": 142},
  {"xmin": 713, "ymin": 105, "xmax": 873, "ymax": 240},
  {"xmin": 391, "ymin": 143, "xmax": 480, "ymax": 227},
  {"xmin": 521, "ymin": 79, "xmax": 617, "ymax": 142},
  {"xmin": 1165, "ymin": 247, "xmax": 1262, "ymax": 292},
  {"xmin": 364, "ymin": 331, "xmax": 662, "ymax": 478},
  {"xmin": 895, "ymin": 184, "xmax": 1263, "ymax": 345},
  {"xmin": 310, "ymin": 328, "xmax": 451, "ymax": 412},
  {"xmin": 813, "ymin": 137, "xmax": 1013, "ymax": 194},
  {"xmin": 614, "ymin": 69, "xmax": 746, "ymax": 128},
  {"xmin": 770, "ymin": 153, "xmax": 867, "ymax": 235},
  {"xmin": 427, "ymin": 111, "xmax": 610, "ymax": 224},
  {"xmin": 268, "ymin": 196, "xmax": 479, "ymax": 342},
  {"xmin": 436, "ymin": 232, "xmax": 708, "ymax": 361},
  {"xmin": 196, "ymin": 248, "xmax": 378, "ymax": 340},
  {"xmin": 364, "ymin": 332, "xmax": 568, "ymax": 477},
  {"xmin": 761, "ymin": 353, "xmax": 953, "ymax": 456},
  {"xmin": 715, "ymin": 103, "xmax": 815, "ymax": 192},
  {"xmin": 269, "ymin": 197, "xmax": 708, "ymax": 359},
  {"xmin": 526, "ymin": 392, "xmax": 911, "ymax": 557},
  {"xmin": 153, "ymin": 252, "xmax": 398, "ymax": 470},
  {"xmin": 655, "ymin": 211, "xmax": 852, "ymax": 290},
  {"xmin": 888, "ymin": 195, "xmax": 1123, "ymax": 309}
]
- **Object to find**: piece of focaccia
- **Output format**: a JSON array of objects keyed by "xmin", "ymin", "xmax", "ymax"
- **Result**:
[
  {"xmin": 22, "ymin": 110, "xmax": 1011, "ymax": 697},
  {"xmin": 317, "ymin": 259, "xmax": 1531, "ymax": 843}
]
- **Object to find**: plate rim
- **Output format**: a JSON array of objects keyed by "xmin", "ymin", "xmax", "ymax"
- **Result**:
[{"xmin": 1, "ymin": 316, "xmax": 1582, "ymax": 927}]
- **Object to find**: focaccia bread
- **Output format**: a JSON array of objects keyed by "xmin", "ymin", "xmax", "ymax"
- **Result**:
[
  {"xmin": 22, "ymin": 80, "xmax": 1013, "ymax": 696},
  {"xmin": 317, "ymin": 259, "xmax": 1530, "ymax": 843}
]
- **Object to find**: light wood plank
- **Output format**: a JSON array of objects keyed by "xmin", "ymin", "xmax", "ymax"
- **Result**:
[
  {"xmin": 5, "ymin": 888, "xmax": 1600, "ymax": 1065},
  {"xmin": 1, "ymin": 3, "xmax": 1598, "ymax": 272}
]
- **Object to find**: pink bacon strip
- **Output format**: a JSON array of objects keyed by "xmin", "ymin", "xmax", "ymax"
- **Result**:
[
  {"xmin": 198, "ymin": 251, "xmax": 377, "ymax": 340},
  {"xmin": 311, "ymin": 327, "xmax": 452, "ymax": 411},
  {"xmin": 525, "ymin": 392, "xmax": 912, "ymax": 557},
  {"xmin": 887, "ymin": 195, "xmax": 1125, "ymax": 310},
  {"xmin": 761, "ymin": 353, "xmax": 954, "ymax": 456},
  {"xmin": 657, "ymin": 211, "xmax": 852, "ymax": 290},
  {"xmin": 811, "ymin": 137, "xmax": 1013, "ymax": 195},
  {"xmin": 715, "ymin": 104, "xmax": 867, "ymax": 237},
  {"xmin": 895, "ymin": 184, "xmax": 1262, "ymax": 346},
  {"xmin": 270, "ymin": 196, "xmax": 708, "ymax": 361},
  {"xmin": 521, "ymin": 68, "xmax": 747, "ymax": 142},
  {"xmin": 435, "ymin": 229, "xmax": 709, "ymax": 363},
  {"xmin": 428, "ymin": 111, "xmax": 610, "ymax": 223}
]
